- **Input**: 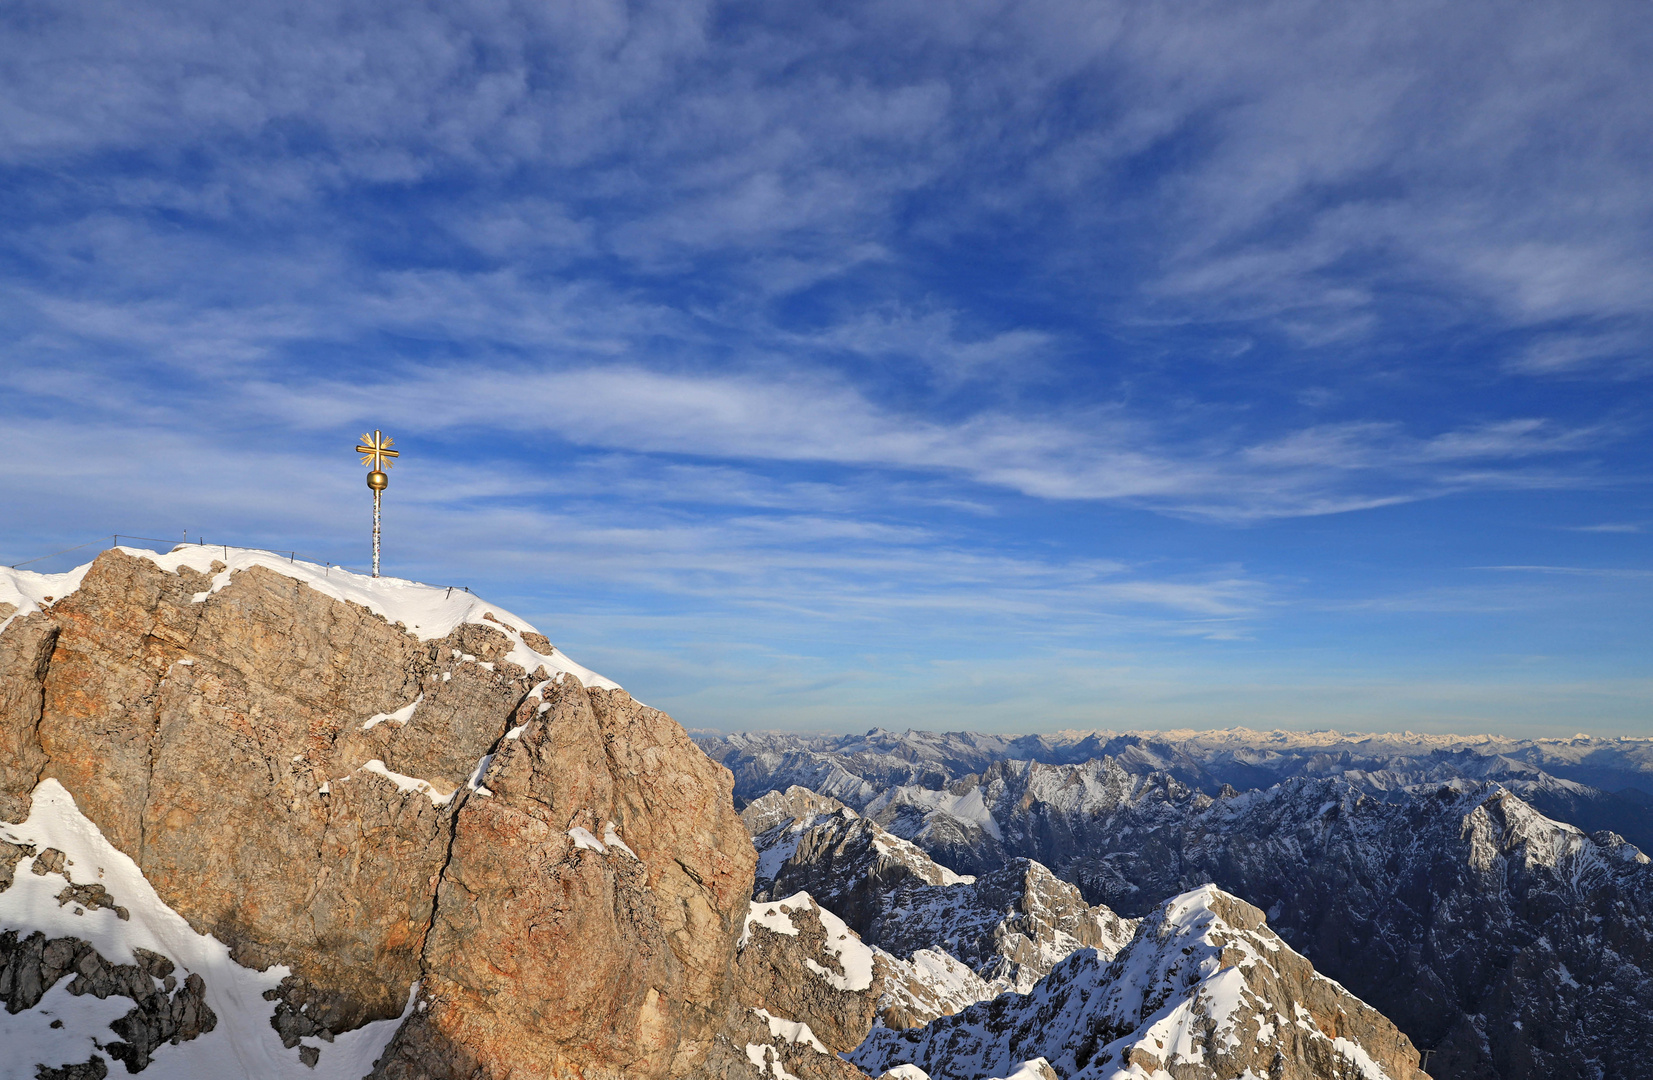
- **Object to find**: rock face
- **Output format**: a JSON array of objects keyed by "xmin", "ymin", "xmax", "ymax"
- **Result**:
[
  {"xmin": 370, "ymin": 676, "xmax": 758, "ymax": 1079},
  {"xmin": 720, "ymin": 891, "xmax": 882, "ymax": 1080},
  {"xmin": 0, "ymin": 594, "xmax": 58, "ymax": 824},
  {"xmin": 0, "ymin": 548, "xmax": 764, "ymax": 1079},
  {"xmin": 851, "ymin": 886, "xmax": 1430, "ymax": 1080}
]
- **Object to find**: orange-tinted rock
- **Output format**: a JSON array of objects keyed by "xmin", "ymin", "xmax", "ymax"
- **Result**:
[
  {"xmin": 373, "ymin": 676, "xmax": 757, "ymax": 1079},
  {"xmin": 0, "ymin": 549, "xmax": 781, "ymax": 1078}
]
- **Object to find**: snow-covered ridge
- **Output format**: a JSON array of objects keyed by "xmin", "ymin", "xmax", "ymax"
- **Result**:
[
  {"xmin": 866, "ymin": 785, "xmax": 1003, "ymax": 844},
  {"xmin": 809, "ymin": 902, "xmax": 875, "ymax": 992},
  {"xmin": 851, "ymin": 885, "xmax": 1423, "ymax": 1080},
  {"xmin": 740, "ymin": 891, "xmax": 875, "ymax": 993},
  {"xmin": 2, "ymin": 545, "xmax": 619, "ymax": 691},
  {"xmin": 872, "ymin": 947, "xmax": 995, "ymax": 1030}
]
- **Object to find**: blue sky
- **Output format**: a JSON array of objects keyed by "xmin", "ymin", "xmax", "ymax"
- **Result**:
[{"xmin": 2, "ymin": 0, "xmax": 1649, "ymax": 735}]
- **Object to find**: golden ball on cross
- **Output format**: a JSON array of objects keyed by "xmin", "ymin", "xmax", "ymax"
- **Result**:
[{"xmin": 367, "ymin": 470, "xmax": 388, "ymax": 490}]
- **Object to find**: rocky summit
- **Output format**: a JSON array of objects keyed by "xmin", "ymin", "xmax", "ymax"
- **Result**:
[
  {"xmin": 0, "ymin": 546, "xmax": 1583, "ymax": 1080},
  {"xmin": 0, "ymin": 547, "xmax": 773, "ymax": 1079}
]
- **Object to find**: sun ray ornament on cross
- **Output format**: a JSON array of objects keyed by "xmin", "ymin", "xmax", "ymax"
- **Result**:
[{"xmin": 355, "ymin": 430, "xmax": 399, "ymax": 577}]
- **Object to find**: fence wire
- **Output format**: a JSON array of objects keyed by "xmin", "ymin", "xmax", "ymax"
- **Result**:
[{"xmin": 6, "ymin": 534, "xmax": 469, "ymax": 594}]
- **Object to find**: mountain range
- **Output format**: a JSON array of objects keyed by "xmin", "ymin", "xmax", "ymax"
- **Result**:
[{"xmin": 699, "ymin": 729, "xmax": 1653, "ymax": 1080}]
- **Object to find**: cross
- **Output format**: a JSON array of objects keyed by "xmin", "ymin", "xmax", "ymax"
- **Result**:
[
  {"xmin": 355, "ymin": 429, "xmax": 399, "ymax": 578},
  {"xmin": 357, "ymin": 430, "xmax": 399, "ymax": 472}
]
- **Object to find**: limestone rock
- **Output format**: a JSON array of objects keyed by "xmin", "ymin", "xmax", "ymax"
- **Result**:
[
  {"xmin": 720, "ymin": 891, "xmax": 881, "ymax": 1080},
  {"xmin": 0, "ymin": 549, "xmax": 760, "ymax": 1078},
  {"xmin": 372, "ymin": 676, "xmax": 757, "ymax": 1080},
  {"xmin": 35, "ymin": 1056, "xmax": 109, "ymax": 1080},
  {"xmin": 10, "ymin": 550, "xmax": 514, "ymax": 1031},
  {"xmin": 0, "ymin": 838, "xmax": 31, "ymax": 890},
  {"xmin": 0, "ymin": 609, "xmax": 56, "ymax": 824}
]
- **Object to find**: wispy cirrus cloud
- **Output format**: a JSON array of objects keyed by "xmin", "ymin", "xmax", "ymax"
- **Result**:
[
  {"xmin": 2, "ymin": 0, "xmax": 1649, "ymax": 731},
  {"xmin": 4, "ymin": 0, "xmax": 1650, "ymax": 340},
  {"xmin": 229, "ymin": 365, "xmax": 1604, "ymax": 520},
  {"xmin": 1563, "ymin": 524, "xmax": 1642, "ymax": 534}
]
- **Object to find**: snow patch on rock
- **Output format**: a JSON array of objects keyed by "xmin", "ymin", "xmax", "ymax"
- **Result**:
[
  {"xmin": 0, "ymin": 780, "xmax": 412, "ymax": 1079},
  {"xmin": 359, "ymin": 760, "xmax": 455, "ymax": 807},
  {"xmin": 741, "ymin": 896, "xmax": 804, "ymax": 948},
  {"xmin": 362, "ymin": 694, "xmax": 423, "ymax": 731},
  {"xmin": 751, "ymin": 1007, "xmax": 829, "ymax": 1054}
]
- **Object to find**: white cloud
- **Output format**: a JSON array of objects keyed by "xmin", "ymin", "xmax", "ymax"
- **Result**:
[
  {"xmin": 227, "ymin": 364, "xmax": 1602, "ymax": 520},
  {"xmin": 4, "ymin": 0, "xmax": 1648, "ymax": 339}
]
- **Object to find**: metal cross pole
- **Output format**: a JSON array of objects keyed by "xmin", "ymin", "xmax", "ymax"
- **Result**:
[{"xmin": 355, "ymin": 430, "xmax": 399, "ymax": 577}]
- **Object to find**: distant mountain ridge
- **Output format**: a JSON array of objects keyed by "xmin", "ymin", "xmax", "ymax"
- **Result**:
[
  {"xmin": 703, "ymin": 728, "xmax": 1653, "ymax": 1080},
  {"xmin": 696, "ymin": 727, "xmax": 1653, "ymax": 849}
]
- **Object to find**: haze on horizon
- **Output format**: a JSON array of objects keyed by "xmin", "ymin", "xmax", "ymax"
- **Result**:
[{"xmin": 1, "ymin": 0, "xmax": 1649, "ymax": 737}]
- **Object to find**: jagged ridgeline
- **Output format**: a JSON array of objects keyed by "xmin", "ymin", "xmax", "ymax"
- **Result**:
[
  {"xmin": 0, "ymin": 546, "xmax": 1633, "ymax": 1080},
  {"xmin": 704, "ymin": 730, "xmax": 1653, "ymax": 1080}
]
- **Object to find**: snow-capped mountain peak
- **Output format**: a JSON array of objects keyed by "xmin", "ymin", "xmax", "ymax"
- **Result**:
[{"xmin": 851, "ymin": 885, "xmax": 1428, "ymax": 1080}]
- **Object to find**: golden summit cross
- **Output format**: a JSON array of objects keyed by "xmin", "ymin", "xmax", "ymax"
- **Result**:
[
  {"xmin": 357, "ymin": 430, "xmax": 399, "ymax": 472},
  {"xmin": 355, "ymin": 430, "xmax": 399, "ymax": 577}
]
